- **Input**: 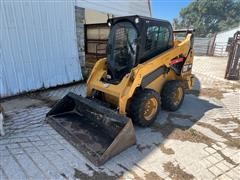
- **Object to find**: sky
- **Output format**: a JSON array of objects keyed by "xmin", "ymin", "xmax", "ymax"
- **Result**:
[{"xmin": 152, "ymin": 0, "xmax": 192, "ymax": 22}]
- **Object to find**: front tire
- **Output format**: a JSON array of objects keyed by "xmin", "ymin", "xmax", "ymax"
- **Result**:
[
  {"xmin": 128, "ymin": 89, "xmax": 160, "ymax": 127},
  {"xmin": 161, "ymin": 80, "xmax": 185, "ymax": 111}
]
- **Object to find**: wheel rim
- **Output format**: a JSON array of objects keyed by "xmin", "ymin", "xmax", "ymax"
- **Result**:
[
  {"xmin": 174, "ymin": 87, "xmax": 183, "ymax": 105},
  {"xmin": 143, "ymin": 97, "xmax": 158, "ymax": 121}
]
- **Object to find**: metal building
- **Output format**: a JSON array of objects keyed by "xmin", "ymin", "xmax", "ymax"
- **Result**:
[
  {"xmin": 214, "ymin": 26, "xmax": 240, "ymax": 56},
  {"xmin": 0, "ymin": 0, "xmax": 151, "ymax": 98}
]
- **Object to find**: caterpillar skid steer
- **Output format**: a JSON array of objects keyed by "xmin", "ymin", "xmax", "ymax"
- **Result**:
[{"xmin": 46, "ymin": 16, "xmax": 194, "ymax": 166}]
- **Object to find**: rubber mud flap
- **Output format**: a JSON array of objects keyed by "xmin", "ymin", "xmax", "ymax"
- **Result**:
[{"xmin": 46, "ymin": 92, "xmax": 136, "ymax": 166}]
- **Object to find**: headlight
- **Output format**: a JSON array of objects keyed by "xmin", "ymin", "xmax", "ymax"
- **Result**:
[{"xmin": 135, "ymin": 17, "xmax": 139, "ymax": 24}]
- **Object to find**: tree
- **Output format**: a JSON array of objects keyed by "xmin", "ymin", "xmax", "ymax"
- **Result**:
[{"xmin": 173, "ymin": 0, "xmax": 240, "ymax": 37}]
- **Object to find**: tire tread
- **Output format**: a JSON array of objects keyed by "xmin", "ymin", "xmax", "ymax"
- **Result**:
[
  {"xmin": 128, "ymin": 89, "xmax": 160, "ymax": 127},
  {"xmin": 161, "ymin": 80, "xmax": 184, "ymax": 111}
]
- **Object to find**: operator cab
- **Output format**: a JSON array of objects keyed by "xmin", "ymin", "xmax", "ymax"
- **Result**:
[{"xmin": 106, "ymin": 15, "xmax": 173, "ymax": 83}]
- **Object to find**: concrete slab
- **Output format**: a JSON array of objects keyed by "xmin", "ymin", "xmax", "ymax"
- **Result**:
[{"xmin": 0, "ymin": 56, "xmax": 239, "ymax": 179}]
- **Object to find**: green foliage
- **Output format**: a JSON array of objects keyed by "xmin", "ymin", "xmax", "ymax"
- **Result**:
[{"xmin": 173, "ymin": 0, "xmax": 240, "ymax": 37}]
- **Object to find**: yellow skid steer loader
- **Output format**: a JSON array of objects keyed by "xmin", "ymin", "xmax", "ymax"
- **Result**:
[{"xmin": 46, "ymin": 16, "xmax": 194, "ymax": 166}]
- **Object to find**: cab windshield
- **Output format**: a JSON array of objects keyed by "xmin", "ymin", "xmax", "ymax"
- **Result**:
[{"xmin": 107, "ymin": 22, "xmax": 137, "ymax": 80}]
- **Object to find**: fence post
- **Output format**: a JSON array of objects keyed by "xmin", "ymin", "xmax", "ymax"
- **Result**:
[
  {"xmin": 225, "ymin": 31, "xmax": 240, "ymax": 80},
  {"xmin": 207, "ymin": 33, "xmax": 217, "ymax": 56}
]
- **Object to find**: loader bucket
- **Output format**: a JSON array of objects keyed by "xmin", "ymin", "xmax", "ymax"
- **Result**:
[{"xmin": 46, "ymin": 92, "xmax": 136, "ymax": 166}]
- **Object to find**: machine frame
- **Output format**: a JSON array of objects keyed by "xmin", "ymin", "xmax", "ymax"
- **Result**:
[{"xmin": 87, "ymin": 16, "xmax": 195, "ymax": 115}]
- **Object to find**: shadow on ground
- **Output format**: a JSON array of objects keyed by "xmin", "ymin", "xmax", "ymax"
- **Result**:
[
  {"xmin": 1, "ymin": 77, "xmax": 223, "ymax": 179},
  {"xmin": 71, "ymin": 77, "xmax": 222, "ymax": 179}
]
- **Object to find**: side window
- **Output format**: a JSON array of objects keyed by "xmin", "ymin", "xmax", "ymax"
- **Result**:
[
  {"xmin": 145, "ymin": 25, "xmax": 171, "ymax": 52},
  {"xmin": 145, "ymin": 26, "xmax": 159, "ymax": 50},
  {"xmin": 157, "ymin": 26, "xmax": 170, "ymax": 50}
]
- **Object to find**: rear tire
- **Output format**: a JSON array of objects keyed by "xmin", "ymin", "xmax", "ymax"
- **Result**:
[
  {"xmin": 161, "ymin": 80, "xmax": 185, "ymax": 111},
  {"xmin": 128, "ymin": 89, "xmax": 160, "ymax": 127}
]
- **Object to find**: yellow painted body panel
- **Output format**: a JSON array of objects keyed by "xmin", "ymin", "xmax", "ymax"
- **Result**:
[{"xmin": 87, "ymin": 34, "xmax": 194, "ymax": 115}]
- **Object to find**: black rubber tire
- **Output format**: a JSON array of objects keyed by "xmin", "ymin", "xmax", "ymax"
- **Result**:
[
  {"xmin": 128, "ymin": 89, "xmax": 160, "ymax": 127},
  {"xmin": 161, "ymin": 80, "xmax": 185, "ymax": 111}
]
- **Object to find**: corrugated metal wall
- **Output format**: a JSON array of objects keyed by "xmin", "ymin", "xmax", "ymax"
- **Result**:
[
  {"xmin": 214, "ymin": 26, "xmax": 240, "ymax": 56},
  {"xmin": 0, "ymin": 1, "xmax": 83, "ymax": 98},
  {"xmin": 176, "ymin": 37, "xmax": 211, "ymax": 56},
  {"xmin": 76, "ymin": 0, "xmax": 151, "ymax": 17},
  {"xmin": 193, "ymin": 38, "xmax": 211, "ymax": 56},
  {"xmin": 0, "ymin": 0, "xmax": 151, "ymax": 98}
]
